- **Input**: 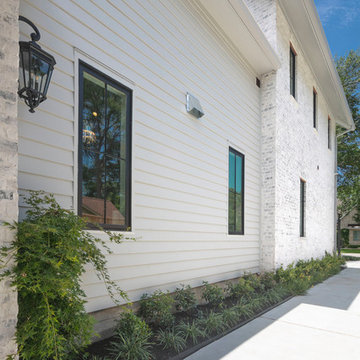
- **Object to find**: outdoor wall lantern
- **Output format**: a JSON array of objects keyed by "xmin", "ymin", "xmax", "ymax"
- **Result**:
[{"xmin": 18, "ymin": 16, "xmax": 56, "ymax": 113}]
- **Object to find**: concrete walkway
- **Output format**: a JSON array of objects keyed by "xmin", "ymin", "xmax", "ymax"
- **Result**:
[
  {"xmin": 186, "ymin": 261, "xmax": 360, "ymax": 360},
  {"xmin": 342, "ymin": 252, "xmax": 360, "ymax": 258}
]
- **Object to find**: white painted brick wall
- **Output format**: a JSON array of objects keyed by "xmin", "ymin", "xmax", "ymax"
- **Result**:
[
  {"xmin": 259, "ymin": 70, "xmax": 277, "ymax": 271},
  {"xmin": 245, "ymin": 0, "xmax": 337, "ymax": 269},
  {"xmin": 245, "ymin": 0, "xmax": 278, "ymax": 272},
  {"xmin": 0, "ymin": 0, "xmax": 19, "ymax": 357},
  {"xmin": 274, "ymin": 4, "xmax": 336, "ymax": 267}
]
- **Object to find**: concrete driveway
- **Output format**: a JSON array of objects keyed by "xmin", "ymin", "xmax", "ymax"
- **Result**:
[{"xmin": 186, "ymin": 261, "xmax": 360, "ymax": 360}]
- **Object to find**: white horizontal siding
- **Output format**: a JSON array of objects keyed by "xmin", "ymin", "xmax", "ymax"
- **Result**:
[{"xmin": 19, "ymin": 0, "xmax": 262, "ymax": 312}]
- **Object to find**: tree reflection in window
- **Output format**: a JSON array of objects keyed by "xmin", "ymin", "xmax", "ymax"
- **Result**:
[
  {"xmin": 79, "ymin": 64, "xmax": 131, "ymax": 229},
  {"xmin": 228, "ymin": 148, "xmax": 244, "ymax": 235}
]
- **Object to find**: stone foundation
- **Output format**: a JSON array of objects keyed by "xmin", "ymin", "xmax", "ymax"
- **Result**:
[{"xmin": 0, "ymin": 0, "xmax": 19, "ymax": 358}]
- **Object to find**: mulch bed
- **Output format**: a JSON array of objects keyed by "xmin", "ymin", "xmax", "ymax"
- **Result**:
[{"xmin": 84, "ymin": 294, "xmax": 293, "ymax": 360}]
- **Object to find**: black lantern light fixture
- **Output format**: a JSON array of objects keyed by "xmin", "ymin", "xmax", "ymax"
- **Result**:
[{"xmin": 18, "ymin": 16, "xmax": 56, "ymax": 113}]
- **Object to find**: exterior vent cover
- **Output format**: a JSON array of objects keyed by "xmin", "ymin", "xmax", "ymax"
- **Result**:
[{"xmin": 186, "ymin": 92, "xmax": 204, "ymax": 118}]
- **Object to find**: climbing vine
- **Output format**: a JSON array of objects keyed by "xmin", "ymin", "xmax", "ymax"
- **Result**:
[{"xmin": 0, "ymin": 191, "xmax": 128, "ymax": 360}]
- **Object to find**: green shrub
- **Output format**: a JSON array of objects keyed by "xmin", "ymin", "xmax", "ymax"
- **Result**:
[
  {"xmin": 108, "ymin": 312, "xmax": 153, "ymax": 360},
  {"xmin": 202, "ymin": 281, "xmax": 224, "ymax": 308},
  {"xmin": 222, "ymin": 308, "xmax": 240, "ymax": 328},
  {"xmin": 233, "ymin": 303, "xmax": 255, "ymax": 319},
  {"xmin": 259, "ymin": 272, "xmax": 277, "ymax": 290},
  {"xmin": 200, "ymin": 311, "xmax": 226, "ymax": 335},
  {"xmin": 226, "ymin": 278, "xmax": 254, "ymax": 300},
  {"xmin": 0, "ymin": 192, "xmax": 127, "ymax": 360},
  {"xmin": 156, "ymin": 328, "xmax": 186, "ymax": 353},
  {"xmin": 176, "ymin": 321, "xmax": 205, "ymax": 345},
  {"xmin": 139, "ymin": 290, "xmax": 175, "ymax": 328},
  {"xmin": 343, "ymin": 255, "xmax": 360, "ymax": 261},
  {"xmin": 243, "ymin": 273, "xmax": 264, "ymax": 293},
  {"xmin": 174, "ymin": 284, "xmax": 197, "ymax": 313},
  {"xmin": 81, "ymin": 355, "xmax": 109, "ymax": 360},
  {"xmin": 248, "ymin": 295, "xmax": 265, "ymax": 312},
  {"xmin": 341, "ymin": 229, "xmax": 349, "ymax": 247},
  {"xmin": 114, "ymin": 312, "xmax": 152, "ymax": 343},
  {"xmin": 265, "ymin": 286, "xmax": 287, "ymax": 305},
  {"xmin": 275, "ymin": 253, "xmax": 345, "ymax": 295}
]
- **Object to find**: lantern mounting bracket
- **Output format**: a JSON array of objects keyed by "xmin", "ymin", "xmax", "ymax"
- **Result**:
[{"xmin": 19, "ymin": 15, "xmax": 41, "ymax": 44}]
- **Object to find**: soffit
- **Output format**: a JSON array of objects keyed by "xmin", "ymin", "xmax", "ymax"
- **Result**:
[{"xmin": 198, "ymin": 0, "xmax": 281, "ymax": 75}]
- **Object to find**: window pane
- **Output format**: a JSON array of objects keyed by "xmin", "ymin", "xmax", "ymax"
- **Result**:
[
  {"xmin": 105, "ymin": 156, "xmax": 126, "ymax": 225},
  {"xmin": 106, "ymin": 84, "xmax": 127, "ymax": 159},
  {"xmin": 228, "ymin": 151, "xmax": 235, "ymax": 233},
  {"xmin": 229, "ymin": 148, "xmax": 244, "ymax": 234},
  {"xmin": 354, "ymin": 231, "xmax": 360, "ymax": 241},
  {"xmin": 235, "ymin": 155, "xmax": 243, "ymax": 233},
  {"xmin": 82, "ymin": 72, "xmax": 106, "ymax": 154},
  {"xmin": 290, "ymin": 49, "xmax": 295, "ymax": 97},
  {"xmin": 79, "ymin": 64, "xmax": 131, "ymax": 229},
  {"xmin": 313, "ymin": 91, "xmax": 317, "ymax": 128},
  {"xmin": 81, "ymin": 149, "xmax": 105, "ymax": 224},
  {"xmin": 300, "ymin": 180, "xmax": 305, "ymax": 237}
]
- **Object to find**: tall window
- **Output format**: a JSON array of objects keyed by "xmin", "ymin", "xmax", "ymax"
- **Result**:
[
  {"xmin": 78, "ymin": 62, "xmax": 132, "ymax": 230},
  {"xmin": 228, "ymin": 148, "xmax": 244, "ymax": 235},
  {"xmin": 300, "ymin": 179, "xmax": 306, "ymax": 237},
  {"xmin": 313, "ymin": 88, "xmax": 317, "ymax": 129},
  {"xmin": 290, "ymin": 45, "xmax": 296, "ymax": 97},
  {"xmin": 328, "ymin": 116, "xmax": 331, "ymax": 149}
]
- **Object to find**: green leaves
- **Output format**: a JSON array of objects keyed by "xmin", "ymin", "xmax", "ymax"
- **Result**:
[
  {"xmin": 139, "ymin": 290, "xmax": 175, "ymax": 329},
  {"xmin": 174, "ymin": 284, "xmax": 197, "ymax": 313},
  {"xmin": 275, "ymin": 253, "xmax": 345, "ymax": 295},
  {"xmin": 156, "ymin": 328, "xmax": 186, "ymax": 353},
  {"xmin": 0, "ymin": 191, "xmax": 128, "ymax": 359},
  {"xmin": 109, "ymin": 312, "xmax": 153, "ymax": 360},
  {"xmin": 336, "ymin": 49, "xmax": 360, "ymax": 217},
  {"xmin": 176, "ymin": 321, "xmax": 206, "ymax": 345},
  {"xmin": 201, "ymin": 281, "xmax": 224, "ymax": 308}
]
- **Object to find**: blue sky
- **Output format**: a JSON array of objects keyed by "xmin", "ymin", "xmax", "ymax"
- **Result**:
[{"xmin": 314, "ymin": 0, "xmax": 360, "ymax": 58}]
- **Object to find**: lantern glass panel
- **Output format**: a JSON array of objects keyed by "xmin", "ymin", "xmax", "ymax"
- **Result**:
[
  {"xmin": 19, "ymin": 46, "xmax": 30, "ymax": 90},
  {"xmin": 31, "ymin": 53, "xmax": 49, "ymax": 94}
]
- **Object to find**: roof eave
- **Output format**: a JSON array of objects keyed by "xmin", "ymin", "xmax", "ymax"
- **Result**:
[
  {"xmin": 278, "ymin": 0, "xmax": 354, "ymax": 131},
  {"xmin": 198, "ymin": 0, "xmax": 281, "ymax": 76}
]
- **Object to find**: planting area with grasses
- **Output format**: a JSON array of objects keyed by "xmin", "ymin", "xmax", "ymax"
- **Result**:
[
  {"xmin": 81, "ymin": 253, "xmax": 345, "ymax": 360},
  {"xmin": 341, "ymin": 248, "xmax": 360, "ymax": 254}
]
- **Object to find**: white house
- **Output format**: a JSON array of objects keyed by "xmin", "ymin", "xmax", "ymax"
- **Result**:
[{"xmin": 0, "ymin": 0, "xmax": 354, "ymax": 352}]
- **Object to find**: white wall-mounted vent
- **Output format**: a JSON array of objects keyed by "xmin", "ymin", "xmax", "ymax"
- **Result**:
[{"xmin": 186, "ymin": 92, "xmax": 204, "ymax": 118}]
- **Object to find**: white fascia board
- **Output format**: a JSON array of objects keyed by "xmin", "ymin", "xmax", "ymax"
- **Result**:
[
  {"xmin": 198, "ymin": 0, "xmax": 280, "ymax": 75},
  {"xmin": 279, "ymin": 0, "xmax": 354, "ymax": 131}
]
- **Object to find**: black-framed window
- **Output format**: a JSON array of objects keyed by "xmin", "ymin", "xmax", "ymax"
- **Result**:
[
  {"xmin": 313, "ymin": 88, "xmax": 317, "ymax": 129},
  {"xmin": 300, "ymin": 179, "xmax": 306, "ymax": 237},
  {"xmin": 228, "ymin": 147, "xmax": 244, "ymax": 235},
  {"xmin": 328, "ymin": 116, "xmax": 331, "ymax": 149},
  {"xmin": 78, "ymin": 61, "xmax": 132, "ymax": 230},
  {"xmin": 290, "ymin": 45, "xmax": 296, "ymax": 98}
]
